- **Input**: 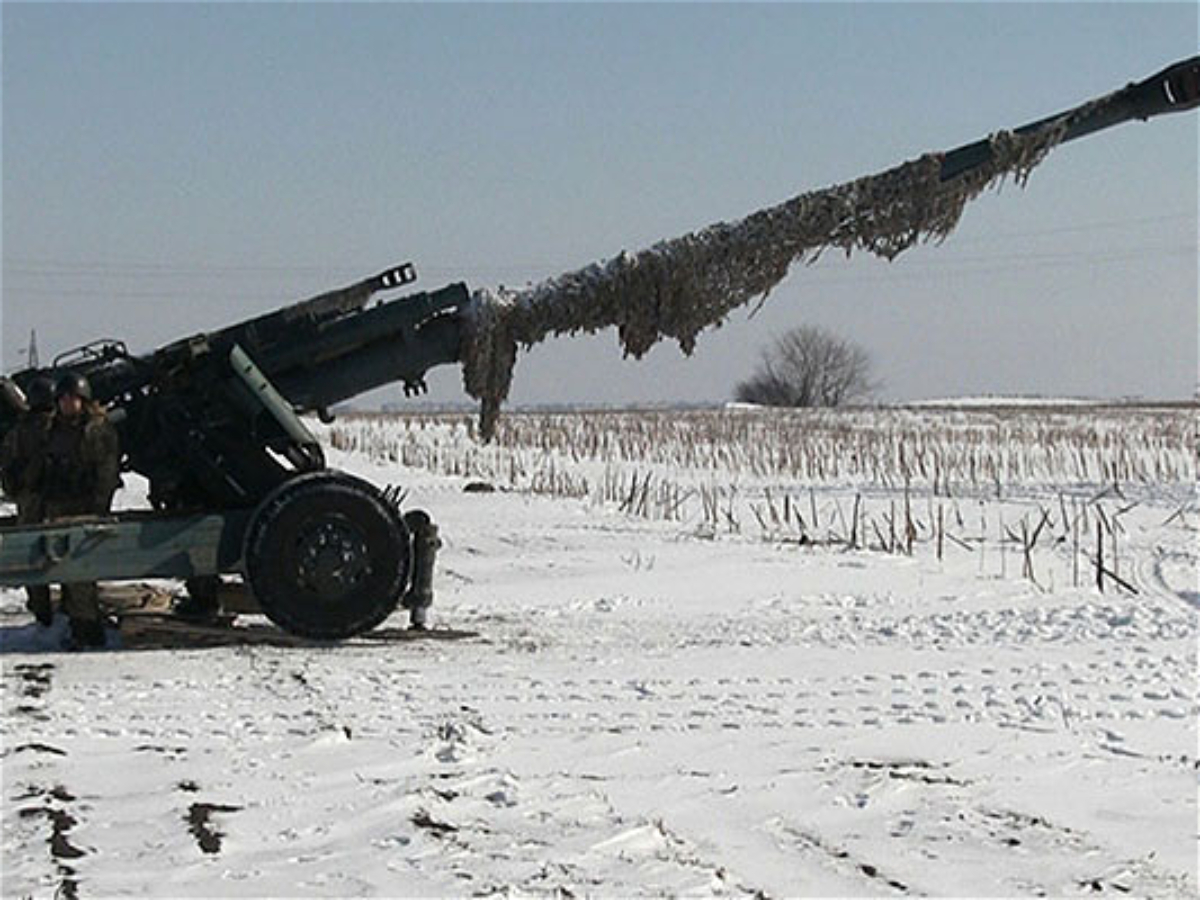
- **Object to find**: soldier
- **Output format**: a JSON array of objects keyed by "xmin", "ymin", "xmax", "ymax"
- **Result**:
[
  {"xmin": 41, "ymin": 373, "xmax": 121, "ymax": 648},
  {"xmin": 0, "ymin": 376, "xmax": 56, "ymax": 626}
]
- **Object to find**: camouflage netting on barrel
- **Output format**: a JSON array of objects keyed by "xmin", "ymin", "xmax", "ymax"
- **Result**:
[{"xmin": 460, "ymin": 121, "xmax": 1074, "ymax": 440}]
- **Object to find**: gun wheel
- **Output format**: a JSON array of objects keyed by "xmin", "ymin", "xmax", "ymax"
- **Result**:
[{"xmin": 244, "ymin": 471, "xmax": 410, "ymax": 640}]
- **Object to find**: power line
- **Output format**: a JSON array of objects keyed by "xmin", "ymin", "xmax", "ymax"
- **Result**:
[
  {"xmin": 2, "ymin": 244, "xmax": 1193, "ymax": 301},
  {"xmin": 3, "ymin": 213, "xmax": 1193, "ymax": 278}
]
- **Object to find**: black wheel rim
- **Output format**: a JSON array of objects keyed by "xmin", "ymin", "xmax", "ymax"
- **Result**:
[{"xmin": 292, "ymin": 513, "xmax": 372, "ymax": 602}]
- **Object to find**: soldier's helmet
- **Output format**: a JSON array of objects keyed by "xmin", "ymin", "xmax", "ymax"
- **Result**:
[
  {"xmin": 54, "ymin": 372, "xmax": 93, "ymax": 402},
  {"xmin": 25, "ymin": 376, "xmax": 55, "ymax": 412}
]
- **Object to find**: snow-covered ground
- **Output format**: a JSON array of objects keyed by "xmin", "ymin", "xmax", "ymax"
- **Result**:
[{"xmin": 2, "ymin": 409, "xmax": 1196, "ymax": 898}]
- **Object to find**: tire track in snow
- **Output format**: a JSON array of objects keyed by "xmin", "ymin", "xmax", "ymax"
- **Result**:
[
  {"xmin": 384, "ymin": 704, "xmax": 766, "ymax": 896},
  {"xmin": 1137, "ymin": 544, "xmax": 1200, "ymax": 611},
  {"xmin": 399, "ymin": 655, "xmax": 1197, "ymax": 742}
]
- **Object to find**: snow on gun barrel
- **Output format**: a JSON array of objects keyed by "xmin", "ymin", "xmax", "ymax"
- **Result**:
[{"xmin": 458, "ymin": 56, "xmax": 1200, "ymax": 439}]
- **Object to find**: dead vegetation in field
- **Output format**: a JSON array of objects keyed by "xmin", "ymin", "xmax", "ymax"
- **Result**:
[
  {"xmin": 326, "ymin": 412, "xmax": 1190, "ymax": 496},
  {"xmin": 329, "ymin": 407, "xmax": 1194, "ymax": 493},
  {"xmin": 325, "ymin": 406, "xmax": 1195, "ymax": 594}
]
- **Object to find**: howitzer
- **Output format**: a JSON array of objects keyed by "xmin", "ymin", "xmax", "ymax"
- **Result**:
[
  {"xmin": 6, "ymin": 262, "xmax": 465, "ymax": 509},
  {"xmin": 0, "ymin": 264, "xmax": 468, "ymax": 638},
  {"xmin": 1, "ymin": 56, "xmax": 1196, "ymax": 640}
]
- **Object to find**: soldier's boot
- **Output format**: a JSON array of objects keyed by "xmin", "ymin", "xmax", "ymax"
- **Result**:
[
  {"xmin": 174, "ymin": 576, "xmax": 222, "ymax": 622},
  {"xmin": 24, "ymin": 585, "xmax": 54, "ymax": 628},
  {"xmin": 66, "ymin": 617, "xmax": 108, "ymax": 650},
  {"xmin": 62, "ymin": 583, "xmax": 108, "ymax": 649},
  {"xmin": 402, "ymin": 511, "xmax": 441, "ymax": 630}
]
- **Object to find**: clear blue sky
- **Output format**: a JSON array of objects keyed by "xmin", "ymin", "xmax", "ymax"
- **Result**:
[{"xmin": 3, "ymin": 2, "xmax": 1197, "ymax": 405}]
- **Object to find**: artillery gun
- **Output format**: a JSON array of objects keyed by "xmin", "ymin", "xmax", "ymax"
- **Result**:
[
  {"xmin": 0, "ymin": 265, "xmax": 466, "ymax": 639},
  {"xmin": 1, "ymin": 56, "xmax": 1196, "ymax": 641}
]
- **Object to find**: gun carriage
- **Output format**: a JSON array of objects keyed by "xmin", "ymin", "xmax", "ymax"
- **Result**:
[
  {"xmin": 1, "ymin": 56, "xmax": 1196, "ymax": 640},
  {"xmin": 0, "ymin": 264, "xmax": 465, "ymax": 638}
]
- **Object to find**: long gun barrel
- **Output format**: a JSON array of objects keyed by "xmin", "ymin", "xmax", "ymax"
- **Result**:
[
  {"xmin": 457, "ymin": 55, "xmax": 1200, "ymax": 436},
  {"xmin": 3, "ymin": 55, "xmax": 1197, "ymax": 496},
  {"xmin": 940, "ymin": 55, "xmax": 1199, "ymax": 181}
]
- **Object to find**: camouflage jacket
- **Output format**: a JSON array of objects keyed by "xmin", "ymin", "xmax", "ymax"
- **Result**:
[
  {"xmin": 0, "ymin": 410, "xmax": 53, "ymax": 501},
  {"xmin": 40, "ymin": 404, "xmax": 121, "ymax": 512}
]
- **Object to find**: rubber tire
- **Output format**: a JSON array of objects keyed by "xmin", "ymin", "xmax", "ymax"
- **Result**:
[{"xmin": 243, "ymin": 471, "xmax": 410, "ymax": 640}]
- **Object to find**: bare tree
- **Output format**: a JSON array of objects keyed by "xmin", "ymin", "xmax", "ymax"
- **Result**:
[{"xmin": 735, "ymin": 325, "xmax": 878, "ymax": 408}]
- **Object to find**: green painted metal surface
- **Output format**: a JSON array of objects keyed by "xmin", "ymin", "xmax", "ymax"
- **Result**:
[
  {"xmin": 0, "ymin": 510, "xmax": 249, "ymax": 586},
  {"xmin": 229, "ymin": 343, "xmax": 320, "ymax": 452}
]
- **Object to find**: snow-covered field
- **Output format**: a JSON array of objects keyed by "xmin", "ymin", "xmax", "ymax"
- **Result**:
[{"xmin": 2, "ymin": 406, "xmax": 1196, "ymax": 898}]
